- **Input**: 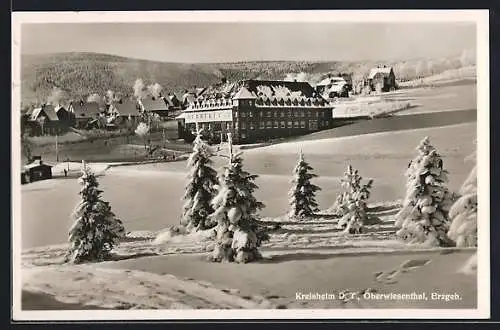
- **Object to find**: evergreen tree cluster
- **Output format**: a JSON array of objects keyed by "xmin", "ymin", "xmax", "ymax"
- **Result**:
[{"xmin": 66, "ymin": 162, "xmax": 125, "ymax": 264}]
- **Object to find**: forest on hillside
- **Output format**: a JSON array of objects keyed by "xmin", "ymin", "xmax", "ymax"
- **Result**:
[{"xmin": 20, "ymin": 49, "xmax": 476, "ymax": 110}]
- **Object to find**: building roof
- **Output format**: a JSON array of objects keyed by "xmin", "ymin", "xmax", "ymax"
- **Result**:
[
  {"xmin": 114, "ymin": 99, "xmax": 142, "ymax": 116},
  {"xmin": 30, "ymin": 105, "xmax": 59, "ymax": 122},
  {"xmin": 316, "ymin": 76, "xmax": 347, "ymax": 86},
  {"xmin": 233, "ymin": 86, "xmax": 257, "ymax": 100},
  {"xmin": 70, "ymin": 101, "xmax": 101, "ymax": 119},
  {"xmin": 24, "ymin": 159, "xmax": 53, "ymax": 170},
  {"xmin": 368, "ymin": 67, "xmax": 393, "ymax": 79},
  {"xmin": 140, "ymin": 97, "xmax": 169, "ymax": 111}
]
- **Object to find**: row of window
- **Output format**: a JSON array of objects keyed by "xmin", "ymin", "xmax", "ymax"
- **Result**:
[
  {"xmin": 237, "ymin": 110, "xmax": 327, "ymax": 119},
  {"xmin": 192, "ymin": 120, "xmax": 329, "ymax": 131},
  {"xmin": 240, "ymin": 120, "xmax": 326, "ymax": 130}
]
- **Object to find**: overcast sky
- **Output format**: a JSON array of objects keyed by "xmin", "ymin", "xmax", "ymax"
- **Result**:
[{"xmin": 21, "ymin": 22, "xmax": 476, "ymax": 63}]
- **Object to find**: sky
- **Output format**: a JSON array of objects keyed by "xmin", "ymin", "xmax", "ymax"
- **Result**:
[{"xmin": 21, "ymin": 22, "xmax": 476, "ymax": 63}]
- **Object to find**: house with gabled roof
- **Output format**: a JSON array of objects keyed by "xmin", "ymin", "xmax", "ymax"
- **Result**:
[
  {"xmin": 367, "ymin": 66, "xmax": 396, "ymax": 92},
  {"xmin": 138, "ymin": 96, "xmax": 176, "ymax": 119},
  {"xmin": 68, "ymin": 100, "xmax": 103, "ymax": 129},
  {"xmin": 28, "ymin": 104, "xmax": 68, "ymax": 135},
  {"xmin": 111, "ymin": 98, "xmax": 143, "ymax": 129}
]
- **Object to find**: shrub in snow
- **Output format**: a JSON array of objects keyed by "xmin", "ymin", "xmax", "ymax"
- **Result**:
[
  {"xmin": 66, "ymin": 161, "xmax": 125, "ymax": 264},
  {"xmin": 135, "ymin": 122, "xmax": 150, "ymax": 150},
  {"xmin": 395, "ymin": 137, "xmax": 454, "ymax": 247},
  {"xmin": 208, "ymin": 151, "xmax": 268, "ymax": 263},
  {"xmin": 448, "ymin": 152, "xmax": 477, "ymax": 247},
  {"xmin": 288, "ymin": 151, "xmax": 321, "ymax": 220},
  {"xmin": 334, "ymin": 165, "xmax": 374, "ymax": 234},
  {"xmin": 181, "ymin": 133, "xmax": 219, "ymax": 231}
]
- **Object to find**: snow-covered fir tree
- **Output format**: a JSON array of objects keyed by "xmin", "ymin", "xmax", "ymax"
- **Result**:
[
  {"xmin": 66, "ymin": 161, "xmax": 126, "ymax": 264},
  {"xmin": 181, "ymin": 131, "xmax": 219, "ymax": 231},
  {"xmin": 208, "ymin": 134, "xmax": 268, "ymax": 263},
  {"xmin": 335, "ymin": 165, "xmax": 374, "ymax": 234},
  {"xmin": 448, "ymin": 151, "xmax": 477, "ymax": 247},
  {"xmin": 288, "ymin": 151, "xmax": 321, "ymax": 219},
  {"xmin": 395, "ymin": 137, "xmax": 454, "ymax": 247}
]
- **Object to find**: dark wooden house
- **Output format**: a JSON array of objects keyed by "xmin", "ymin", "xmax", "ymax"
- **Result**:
[
  {"xmin": 176, "ymin": 79, "xmax": 333, "ymax": 144},
  {"xmin": 28, "ymin": 104, "xmax": 67, "ymax": 136},
  {"xmin": 22, "ymin": 157, "xmax": 53, "ymax": 183},
  {"xmin": 367, "ymin": 66, "xmax": 397, "ymax": 92},
  {"xmin": 68, "ymin": 101, "xmax": 102, "ymax": 129}
]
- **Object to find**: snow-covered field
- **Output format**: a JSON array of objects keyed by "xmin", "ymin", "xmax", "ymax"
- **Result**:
[
  {"xmin": 19, "ymin": 83, "xmax": 478, "ymax": 311},
  {"xmin": 21, "ymin": 201, "xmax": 477, "ymax": 310}
]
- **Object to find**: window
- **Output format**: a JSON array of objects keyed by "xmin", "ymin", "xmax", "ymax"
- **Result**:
[
  {"xmin": 300, "ymin": 111, "xmax": 305, "ymax": 118},
  {"xmin": 226, "ymin": 122, "xmax": 232, "ymax": 130},
  {"xmin": 249, "ymin": 112, "xmax": 253, "ymax": 118},
  {"xmin": 316, "ymin": 112, "xmax": 320, "ymax": 118},
  {"xmin": 274, "ymin": 111, "xmax": 279, "ymax": 117},
  {"xmin": 249, "ymin": 101, "xmax": 253, "ymax": 106},
  {"xmin": 266, "ymin": 111, "xmax": 271, "ymax": 117},
  {"xmin": 234, "ymin": 111, "xmax": 239, "ymax": 118},
  {"xmin": 266, "ymin": 121, "xmax": 272, "ymax": 129},
  {"xmin": 280, "ymin": 121, "xmax": 286, "ymax": 128},
  {"xmin": 293, "ymin": 121, "xmax": 299, "ymax": 128},
  {"xmin": 241, "ymin": 112, "xmax": 246, "ymax": 118},
  {"xmin": 307, "ymin": 111, "xmax": 311, "ymax": 117},
  {"xmin": 249, "ymin": 122, "xmax": 255, "ymax": 130},
  {"xmin": 287, "ymin": 121, "xmax": 293, "ymax": 128},
  {"xmin": 274, "ymin": 121, "xmax": 279, "ymax": 128},
  {"xmin": 241, "ymin": 122, "xmax": 246, "ymax": 130},
  {"xmin": 300, "ymin": 121, "xmax": 306, "ymax": 128},
  {"xmin": 280, "ymin": 111, "xmax": 285, "ymax": 118},
  {"xmin": 260, "ymin": 121, "xmax": 265, "ymax": 129},
  {"xmin": 309, "ymin": 120, "xmax": 318, "ymax": 130},
  {"xmin": 259, "ymin": 111, "xmax": 263, "ymax": 118},
  {"xmin": 241, "ymin": 133, "xmax": 247, "ymax": 139}
]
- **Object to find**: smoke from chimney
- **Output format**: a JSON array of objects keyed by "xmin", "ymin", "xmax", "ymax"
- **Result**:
[
  {"xmin": 133, "ymin": 79, "xmax": 146, "ymax": 99},
  {"xmin": 86, "ymin": 93, "xmax": 101, "ymax": 104},
  {"xmin": 147, "ymin": 82, "xmax": 163, "ymax": 99},
  {"xmin": 47, "ymin": 87, "xmax": 68, "ymax": 106}
]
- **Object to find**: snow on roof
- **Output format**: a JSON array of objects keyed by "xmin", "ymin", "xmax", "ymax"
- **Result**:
[
  {"xmin": 30, "ymin": 105, "xmax": 59, "ymax": 121},
  {"xmin": 233, "ymin": 86, "xmax": 257, "ymax": 100},
  {"xmin": 368, "ymin": 67, "xmax": 393, "ymax": 79},
  {"xmin": 140, "ymin": 97, "xmax": 169, "ymax": 111},
  {"xmin": 24, "ymin": 159, "xmax": 53, "ymax": 170},
  {"xmin": 316, "ymin": 76, "xmax": 346, "ymax": 86}
]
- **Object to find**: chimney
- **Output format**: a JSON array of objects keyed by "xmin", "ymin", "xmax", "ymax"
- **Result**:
[
  {"xmin": 221, "ymin": 77, "xmax": 227, "ymax": 84},
  {"xmin": 327, "ymin": 73, "xmax": 332, "ymax": 78}
]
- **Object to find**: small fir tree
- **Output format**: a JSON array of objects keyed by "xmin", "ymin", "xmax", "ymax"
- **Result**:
[
  {"xmin": 66, "ymin": 161, "xmax": 125, "ymax": 264},
  {"xmin": 208, "ymin": 134, "xmax": 267, "ymax": 263},
  {"xmin": 181, "ymin": 131, "xmax": 219, "ymax": 231},
  {"xmin": 335, "ymin": 165, "xmax": 374, "ymax": 233},
  {"xmin": 448, "ymin": 151, "xmax": 477, "ymax": 247},
  {"xmin": 395, "ymin": 137, "xmax": 454, "ymax": 247},
  {"xmin": 288, "ymin": 151, "xmax": 321, "ymax": 219}
]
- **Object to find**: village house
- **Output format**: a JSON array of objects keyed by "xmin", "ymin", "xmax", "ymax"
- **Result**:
[
  {"xmin": 139, "ymin": 95, "xmax": 179, "ymax": 120},
  {"xmin": 110, "ymin": 98, "xmax": 143, "ymax": 130},
  {"xmin": 367, "ymin": 66, "xmax": 397, "ymax": 92},
  {"xmin": 67, "ymin": 101, "xmax": 103, "ymax": 129},
  {"xmin": 315, "ymin": 74, "xmax": 352, "ymax": 99},
  {"xmin": 27, "ymin": 104, "xmax": 68, "ymax": 136},
  {"xmin": 21, "ymin": 156, "xmax": 53, "ymax": 184},
  {"xmin": 176, "ymin": 79, "xmax": 334, "ymax": 144}
]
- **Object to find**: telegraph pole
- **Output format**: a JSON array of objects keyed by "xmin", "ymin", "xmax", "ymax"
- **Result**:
[
  {"xmin": 227, "ymin": 132, "xmax": 233, "ymax": 163},
  {"xmin": 55, "ymin": 133, "xmax": 59, "ymax": 162}
]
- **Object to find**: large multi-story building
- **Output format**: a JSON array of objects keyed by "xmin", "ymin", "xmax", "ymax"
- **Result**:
[{"xmin": 176, "ymin": 79, "xmax": 334, "ymax": 144}]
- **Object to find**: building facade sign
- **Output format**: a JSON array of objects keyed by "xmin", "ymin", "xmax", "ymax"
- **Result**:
[{"xmin": 184, "ymin": 109, "xmax": 233, "ymax": 124}]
